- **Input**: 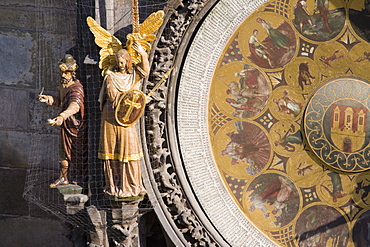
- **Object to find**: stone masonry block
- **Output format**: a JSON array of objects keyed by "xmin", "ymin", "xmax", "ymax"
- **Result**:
[
  {"xmin": 0, "ymin": 30, "xmax": 35, "ymax": 87},
  {"xmin": 0, "ymin": 131, "xmax": 32, "ymax": 168},
  {"xmin": 0, "ymin": 168, "xmax": 28, "ymax": 216},
  {"xmin": 0, "ymin": 217, "xmax": 73, "ymax": 247},
  {"xmin": 0, "ymin": 88, "xmax": 29, "ymax": 130}
]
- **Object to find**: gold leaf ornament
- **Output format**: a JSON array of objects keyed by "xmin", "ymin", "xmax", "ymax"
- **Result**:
[
  {"xmin": 87, "ymin": 10, "xmax": 164, "ymax": 73},
  {"xmin": 126, "ymin": 10, "xmax": 165, "ymax": 65},
  {"xmin": 86, "ymin": 16, "xmax": 123, "ymax": 76},
  {"xmin": 139, "ymin": 10, "xmax": 165, "ymax": 38}
]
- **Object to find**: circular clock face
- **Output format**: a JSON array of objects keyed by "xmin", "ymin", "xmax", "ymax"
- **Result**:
[{"xmin": 176, "ymin": 0, "xmax": 370, "ymax": 246}]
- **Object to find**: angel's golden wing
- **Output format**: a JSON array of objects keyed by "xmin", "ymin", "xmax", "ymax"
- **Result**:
[
  {"xmin": 87, "ymin": 16, "xmax": 123, "ymax": 76},
  {"xmin": 139, "ymin": 10, "xmax": 164, "ymax": 41},
  {"xmin": 126, "ymin": 10, "xmax": 164, "ymax": 64}
]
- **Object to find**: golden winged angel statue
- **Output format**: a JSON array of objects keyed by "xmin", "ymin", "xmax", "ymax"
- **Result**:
[
  {"xmin": 86, "ymin": 9, "xmax": 164, "ymax": 199},
  {"xmin": 87, "ymin": 9, "xmax": 164, "ymax": 76}
]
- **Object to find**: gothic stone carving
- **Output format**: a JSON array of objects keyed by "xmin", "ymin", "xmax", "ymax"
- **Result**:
[{"xmin": 143, "ymin": 0, "xmax": 221, "ymax": 246}]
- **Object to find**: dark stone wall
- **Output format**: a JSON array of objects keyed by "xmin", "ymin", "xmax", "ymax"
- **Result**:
[{"xmin": 0, "ymin": 1, "xmax": 77, "ymax": 246}]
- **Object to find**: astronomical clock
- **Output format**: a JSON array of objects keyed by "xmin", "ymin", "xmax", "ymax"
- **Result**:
[{"xmin": 147, "ymin": 0, "xmax": 370, "ymax": 246}]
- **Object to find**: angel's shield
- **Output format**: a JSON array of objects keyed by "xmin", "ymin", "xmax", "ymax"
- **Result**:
[{"xmin": 115, "ymin": 89, "xmax": 146, "ymax": 127}]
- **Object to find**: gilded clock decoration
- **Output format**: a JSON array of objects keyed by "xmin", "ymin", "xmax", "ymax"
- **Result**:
[{"xmin": 207, "ymin": 0, "xmax": 370, "ymax": 245}]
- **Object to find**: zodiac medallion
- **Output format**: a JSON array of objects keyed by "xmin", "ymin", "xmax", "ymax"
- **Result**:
[{"xmin": 304, "ymin": 77, "xmax": 370, "ymax": 172}]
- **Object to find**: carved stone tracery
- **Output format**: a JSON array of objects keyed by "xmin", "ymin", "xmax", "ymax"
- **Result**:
[{"xmin": 142, "ymin": 0, "xmax": 223, "ymax": 245}]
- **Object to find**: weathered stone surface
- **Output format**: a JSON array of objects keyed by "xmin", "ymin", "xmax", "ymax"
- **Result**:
[
  {"xmin": 0, "ymin": 2, "xmax": 75, "ymax": 32},
  {"xmin": 0, "ymin": 31, "xmax": 35, "ymax": 87},
  {"xmin": 0, "ymin": 130, "xmax": 58, "ymax": 170},
  {"xmin": 0, "ymin": 0, "xmax": 77, "ymax": 88},
  {"xmin": 28, "ymin": 201, "xmax": 61, "ymax": 219},
  {"xmin": 0, "ymin": 0, "xmax": 68, "ymax": 6},
  {"xmin": 0, "ymin": 8, "xmax": 37, "ymax": 30},
  {"xmin": 0, "ymin": 168, "xmax": 28, "ymax": 216},
  {"xmin": 63, "ymin": 194, "xmax": 89, "ymax": 214},
  {"xmin": 87, "ymin": 205, "xmax": 109, "ymax": 246},
  {"xmin": 0, "ymin": 217, "xmax": 73, "ymax": 247},
  {"xmin": 27, "ymin": 133, "xmax": 60, "ymax": 170},
  {"xmin": 0, "ymin": 131, "xmax": 31, "ymax": 168},
  {"xmin": 0, "ymin": 1, "xmax": 37, "ymax": 5},
  {"xmin": 0, "ymin": 89, "xmax": 29, "ymax": 130}
]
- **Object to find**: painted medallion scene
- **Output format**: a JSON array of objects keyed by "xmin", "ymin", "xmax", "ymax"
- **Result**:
[{"xmin": 208, "ymin": 0, "xmax": 370, "ymax": 246}]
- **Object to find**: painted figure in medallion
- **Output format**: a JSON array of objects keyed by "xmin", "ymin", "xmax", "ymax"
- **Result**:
[
  {"xmin": 314, "ymin": 0, "xmax": 332, "ymax": 33},
  {"xmin": 319, "ymin": 50, "xmax": 344, "ymax": 68},
  {"xmin": 247, "ymin": 174, "xmax": 299, "ymax": 227},
  {"xmin": 349, "ymin": 0, "xmax": 370, "ymax": 42},
  {"xmin": 221, "ymin": 122, "xmax": 271, "ymax": 175},
  {"xmin": 87, "ymin": 12, "xmax": 164, "ymax": 198},
  {"xmin": 274, "ymin": 124, "xmax": 303, "ymax": 152},
  {"xmin": 249, "ymin": 194, "xmax": 270, "ymax": 218},
  {"xmin": 293, "ymin": 0, "xmax": 345, "ymax": 41},
  {"xmin": 273, "ymin": 90, "xmax": 302, "ymax": 117},
  {"xmin": 296, "ymin": 162, "xmax": 313, "ymax": 176},
  {"xmin": 355, "ymin": 51, "xmax": 370, "ymax": 62},
  {"xmin": 353, "ymin": 210, "xmax": 370, "ymax": 247},
  {"xmin": 39, "ymin": 54, "xmax": 87, "ymax": 188},
  {"xmin": 355, "ymin": 178, "xmax": 370, "ymax": 205},
  {"xmin": 296, "ymin": 205, "xmax": 349, "ymax": 246},
  {"xmin": 320, "ymin": 172, "xmax": 347, "ymax": 203},
  {"xmin": 249, "ymin": 29, "xmax": 274, "ymax": 68},
  {"xmin": 297, "ymin": 62, "xmax": 315, "ymax": 91},
  {"xmin": 225, "ymin": 65, "xmax": 269, "ymax": 118},
  {"xmin": 261, "ymin": 176, "xmax": 294, "ymax": 217},
  {"xmin": 256, "ymin": 18, "xmax": 290, "ymax": 50},
  {"xmin": 294, "ymin": 0, "xmax": 315, "ymax": 33},
  {"xmin": 235, "ymin": 64, "xmax": 270, "ymax": 94},
  {"xmin": 248, "ymin": 18, "xmax": 296, "ymax": 69}
]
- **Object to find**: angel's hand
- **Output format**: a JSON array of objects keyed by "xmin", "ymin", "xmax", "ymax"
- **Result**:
[
  {"xmin": 132, "ymin": 41, "xmax": 146, "ymax": 55},
  {"xmin": 145, "ymin": 95, "xmax": 152, "ymax": 103}
]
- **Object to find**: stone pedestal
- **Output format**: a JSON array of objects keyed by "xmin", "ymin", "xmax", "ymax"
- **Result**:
[
  {"xmin": 57, "ymin": 185, "xmax": 89, "ymax": 215},
  {"xmin": 87, "ymin": 205, "xmax": 109, "ymax": 247},
  {"xmin": 107, "ymin": 197, "xmax": 143, "ymax": 247},
  {"xmin": 51, "ymin": 184, "xmax": 90, "ymax": 246},
  {"xmin": 84, "ymin": 197, "xmax": 144, "ymax": 247}
]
